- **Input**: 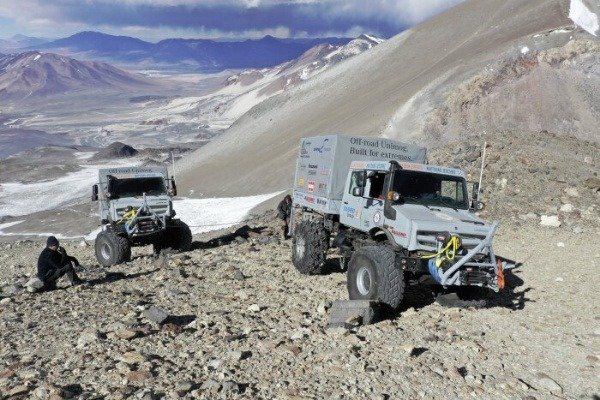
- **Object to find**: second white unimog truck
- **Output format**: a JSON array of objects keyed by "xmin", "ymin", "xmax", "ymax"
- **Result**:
[{"xmin": 291, "ymin": 135, "xmax": 509, "ymax": 311}]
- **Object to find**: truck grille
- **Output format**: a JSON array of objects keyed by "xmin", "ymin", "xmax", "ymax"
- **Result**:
[{"xmin": 417, "ymin": 231, "xmax": 487, "ymax": 252}]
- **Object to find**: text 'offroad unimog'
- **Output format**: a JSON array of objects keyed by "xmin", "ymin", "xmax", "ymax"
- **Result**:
[
  {"xmin": 291, "ymin": 135, "xmax": 509, "ymax": 310},
  {"xmin": 91, "ymin": 166, "xmax": 192, "ymax": 266}
]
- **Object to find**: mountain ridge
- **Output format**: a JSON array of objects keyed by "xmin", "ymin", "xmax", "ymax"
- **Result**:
[{"xmin": 30, "ymin": 31, "xmax": 355, "ymax": 71}]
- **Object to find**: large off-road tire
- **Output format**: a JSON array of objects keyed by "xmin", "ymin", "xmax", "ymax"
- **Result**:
[
  {"xmin": 347, "ymin": 246, "xmax": 405, "ymax": 311},
  {"xmin": 95, "ymin": 231, "xmax": 131, "ymax": 266},
  {"xmin": 292, "ymin": 220, "xmax": 329, "ymax": 275},
  {"xmin": 161, "ymin": 220, "xmax": 192, "ymax": 252}
]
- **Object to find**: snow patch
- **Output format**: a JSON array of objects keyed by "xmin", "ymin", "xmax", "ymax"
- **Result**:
[
  {"xmin": 570, "ymin": 0, "xmax": 599, "ymax": 36},
  {"xmin": 521, "ymin": 46, "xmax": 530, "ymax": 54},
  {"xmin": 33, "ymin": 54, "xmax": 41, "ymax": 61},
  {"xmin": 0, "ymin": 159, "xmax": 138, "ymax": 218},
  {"xmin": 0, "ymin": 220, "xmax": 25, "ymax": 233},
  {"xmin": 174, "ymin": 192, "xmax": 282, "ymax": 234}
]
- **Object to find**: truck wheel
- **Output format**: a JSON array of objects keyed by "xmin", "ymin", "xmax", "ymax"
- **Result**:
[
  {"xmin": 163, "ymin": 220, "xmax": 192, "ymax": 252},
  {"xmin": 292, "ymin": 220, "xmax": 329, "ymax": 275},
  {"xmin": 95, "ymin": 231, "xmax": 131, "ymax": 266},
  {"xmin": 347, "ymin": 246, "xmax": 404, "ymax": 311}
]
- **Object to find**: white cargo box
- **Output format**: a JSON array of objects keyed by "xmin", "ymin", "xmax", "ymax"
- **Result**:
[{"xmin": 292, "ymin": 135, "xmax": 427, "ymax": 214}]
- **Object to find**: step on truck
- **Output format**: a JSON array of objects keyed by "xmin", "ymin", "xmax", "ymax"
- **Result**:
[
  {"xmin": 290, "ymin": 135, "xmax": 509, "ymax": 311},
  {"xmin": 91, "ymin": 166, "xmax": 192, "ymax": 266}
]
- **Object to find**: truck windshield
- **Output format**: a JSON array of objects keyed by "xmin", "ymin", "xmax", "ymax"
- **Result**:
[
  {"xmin": 110, "ymin": 177, "xmax": 166, "ymax": 198},
  {"xmin": 392, "ymin": 170, "xmax": 468, "ymax": 210}
]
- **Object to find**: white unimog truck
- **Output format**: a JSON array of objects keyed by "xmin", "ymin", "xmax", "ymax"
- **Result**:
[
  {"xmin": 291, "ymin": 135, "xmax": 508, "ymax": 311},
  {"xmin": 91, "ymin": 166, "xmax": 192, "ymax": 266}
]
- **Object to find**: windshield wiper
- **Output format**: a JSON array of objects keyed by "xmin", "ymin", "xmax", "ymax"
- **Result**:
[{"xmin": 404, "ymin": 196, "xmax": 433, "ymax": 211}]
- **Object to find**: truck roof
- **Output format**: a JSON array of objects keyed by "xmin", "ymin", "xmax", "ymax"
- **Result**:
[{"xmin": 349, "ymin": 160, "xmax": 465, "ymax": 178}]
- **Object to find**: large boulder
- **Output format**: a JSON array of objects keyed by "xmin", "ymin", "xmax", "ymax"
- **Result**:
[{"xmin": 93, "ymin": 141, "xmax": 138, "ymax": 160}]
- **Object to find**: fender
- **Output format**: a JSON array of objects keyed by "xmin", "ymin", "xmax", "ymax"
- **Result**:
[{"xmin": 369, "ymin": 227, "xmax": 401, "ymax": 251}]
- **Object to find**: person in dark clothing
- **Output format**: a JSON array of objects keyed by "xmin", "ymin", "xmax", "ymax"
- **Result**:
[
  {"xmin": 37, "ymin": 236, "xmax": 82, "ymax": 290},
  {"xmin": 277, "ymin": 195, "xmax": 293, "ymax": 239}
]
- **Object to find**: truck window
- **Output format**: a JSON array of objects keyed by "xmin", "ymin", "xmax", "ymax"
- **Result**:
[
  {"xmin": 392, "ymin": 171, "xmax": 468, "ymax": 209},
  {"xmin": 110, "ymin": 177, "xmax": 166, "ymax": 198},
  {"xmin": 349, "ymin": 171, "xmax": 366, "ymax": 194},
  {"xmin": 368, "ymin": 172, "xmax": 386, "ymax": 199}
]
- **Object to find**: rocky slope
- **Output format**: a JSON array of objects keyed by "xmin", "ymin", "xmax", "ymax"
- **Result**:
[
  {"xmin": 177, "ymin": 0, "xmax": 600, "ymax": 198},
  {"xmin": 0, "ymin": 213, "xmax": 598, "ymax": 399},
  {"xmin": 0, "ymin": 51, "xmax": 157, "ymax": 100}
]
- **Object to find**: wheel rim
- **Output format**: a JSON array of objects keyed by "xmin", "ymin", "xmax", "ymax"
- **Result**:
[
  {"xmin": 295, "ymin": 236, "xmax": 306, "ymax": 260},
  {"xmin": 100, "ymin": 242, "xmax": 112, "ymax": 260},
  {"xmin": 356, "ymin": 266, "xmax": 372, "ymax": 296}
]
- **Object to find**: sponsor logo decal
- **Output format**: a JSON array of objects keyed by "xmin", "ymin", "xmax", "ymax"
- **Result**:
[
  {"xmin": 307, "ymin": 181, "xmax": 315, "ymax": 193},
  {"xmin": 391, "ymin": 228, "xmax": 407, "ymax": 238},
  {"xmin": 316, "ymin": 198, "xmax": 327, "ymax": 206},
  {"xmin": 318, "ymin": 182, "xmax": 327, "ymax": 191},
  {"xmin": 342, "ymin": 205, "xmax": 356, "ymax": 218},
  {"xmin": 304, "ymin": 195, "xmax": 315, "ymax": 203},
  {"xmin": 297, "ymin": 177, "xmax": 305, "ymax": 187},
  {"xmin": 300, "ymin": 141, "xmax": 311, "ymax": 158},
  {"xmin": 373, "ymin": 212, "xmax": 381, "ymax": 224},
  {"xmin": 313, "ymin": 138, "xmax": 332, "ymax": 153}
]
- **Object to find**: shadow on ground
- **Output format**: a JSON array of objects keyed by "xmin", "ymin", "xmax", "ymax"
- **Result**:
[
  {"xmin": 400, "ymin": 261, "xmax": 532, "ymax": 313},
  {"xmin": 86, "ymin": 269, "xmax": 159, "ymax": 287},
  {"xmin": 191, "ymin": 225, "xmax": 270, "ymax": 250}
]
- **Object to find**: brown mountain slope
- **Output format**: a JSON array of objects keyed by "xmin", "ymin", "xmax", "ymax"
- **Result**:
[
  {"xmin": 178, "ymin": 0, "xmax": 598, "ymax": 198},
  {"xmin": 0, "ymin": 51, "xmax": 157, "ymax": 100}
]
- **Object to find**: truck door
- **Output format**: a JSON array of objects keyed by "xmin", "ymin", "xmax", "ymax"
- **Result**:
[
  {"xmin": 340, "ymin": 170, "xmax": 366, "ymax": 230},
  {"xmin": 361, "ymin": 171, "xmax": 386, "ymax": 230}
]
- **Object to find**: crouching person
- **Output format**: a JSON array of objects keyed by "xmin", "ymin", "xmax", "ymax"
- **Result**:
[{"xmin": 34, "ymin": 236, "xmax": 83, "ymax": 291}]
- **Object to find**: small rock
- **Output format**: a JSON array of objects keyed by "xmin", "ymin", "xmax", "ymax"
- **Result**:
[
  {"xmin": 200, "ymin": 379, "xmax": 220, "ymax": 391},
  {"xmin": 583, "ymin": 177, "xmax": 600, "ymax": 191},
  {"xmin": 556, "ymin": 242, "xmax": 565, "ymax": 247},
  {"xmin": 125, "ymin": 370, "xmax": 152, "ymax": 382},
  {"xmin": 175, "ymin": 380, "xmax": 194, "ymax": 394},
  {"xmin": 535, "ymin": 373, "xmax": 563, "ymax": 394},
  {"xmin": 0, "ymin": 297, "xmax": 12, "ymax": 305},
  {"xmin": 77, "ymin": 330, "xmax": 101, "ymax": 348},
  {"xmin": 564, "ymin": 187, "xmax": 580, "ymax": 197},
  {"xmin": 540, "ymin": 215, "xmax": 561, "ymax": 227},
  {"xmin": 586, "ymin": 355, "xmax": 598, "ymax": 364},
  {"xmin": 233, "ymin": 270, "xmax": 245, "ymax": 281},
  {"xmin": 222, "ymin": 381, "xmax": 240, "ymax": 394},
  {"xmin": 555, "ymin": 277, "xmax": 564, "ymax": 282},
  {"xmin": 8, "ymin": 385, "xmax": 30, "ymax": 396},
  {"xmin": 143, "ymin": 306, "xmax": 169, "ymax": 324},
  {"xmin": 560, "ymin": 203, "xmax": 574, "ymax": 213},
  {"xmin": 317, "ymin": 301, "xmax": 330, "ymax": 315},
  {"xmin": 115, "ymin": 329, "xmax": 138, "ymax": 340},
  {"xmin": 120, "ymin": 351, "xmax": 147, "ymax": 364},
  {"xmin": 247, "ymin": 304, "xmax": 261, "ymax": 313},
  {"xmin": 207, "ymin": 359, "xmax": 222, "ymax": 371}
]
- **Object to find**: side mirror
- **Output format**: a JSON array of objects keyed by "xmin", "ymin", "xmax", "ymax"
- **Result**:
[
  {"xmin": 471, "ymin": 182, "xmax": 480, "ymax": 200},
  {"xmin": 352, "ymin": 187, "xmax": 364, "ymax": 197},
  {"xmin": 171, "ymin": 180, "xmax": 178, "ymax": 197},
  {"xmin": 92, "ymin": 184, "xmax": 98, "ymax": 201}
]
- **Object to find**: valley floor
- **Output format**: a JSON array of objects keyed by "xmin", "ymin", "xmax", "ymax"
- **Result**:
[{"xmin": 0, "ymin": 214, "xmax": 598, "ymax": 399}]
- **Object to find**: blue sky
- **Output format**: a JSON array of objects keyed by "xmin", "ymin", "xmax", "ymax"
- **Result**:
[{"xmin": 0, "ymin": 0, "xmax": 464, "ymax": 41}]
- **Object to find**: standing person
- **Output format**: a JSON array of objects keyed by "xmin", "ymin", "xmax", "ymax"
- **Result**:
[
  {"xmin": 36, "ymin": 236, "xmax": 83, "ymax": 291},
  {"xmin": 277, "ymin": 195, "xmax": 292, "ymax": 239}
]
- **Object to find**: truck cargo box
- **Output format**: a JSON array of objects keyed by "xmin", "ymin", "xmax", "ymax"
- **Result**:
[{"xmin": 292, "ymin": 135, "xmax": 427, "ymax": 214}]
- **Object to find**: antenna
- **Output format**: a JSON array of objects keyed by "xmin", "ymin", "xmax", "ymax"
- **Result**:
[
  {"xmin": 477, "ymin": 141, "xmax": 487, "ymax": 200},
  {"xmin": 171, "ymin": 151, "xmax": 177, "ymax": 180}
]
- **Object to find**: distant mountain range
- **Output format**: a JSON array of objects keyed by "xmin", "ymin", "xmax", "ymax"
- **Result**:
[
  {"xmin": 26, "ymin": 31, "xmax": 353, "ymax": 71},
  {"xmin": 0, "ymin": 51, "xmax": 156, "ymax": 100},
  {"xmin": 0, "ymin": 34, "xmax": 48, "ymax": 52}
]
